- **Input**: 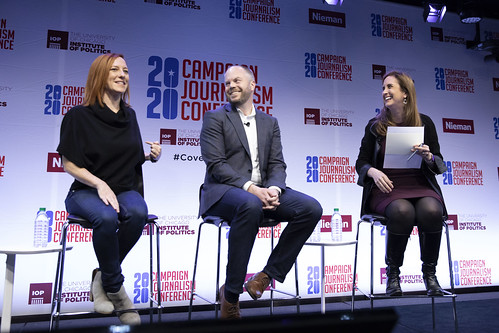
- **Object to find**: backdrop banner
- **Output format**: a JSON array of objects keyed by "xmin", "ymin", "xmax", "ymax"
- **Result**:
[{"xmin": 0, "ymin": 0, "xmax": 498, "ymax": 316}]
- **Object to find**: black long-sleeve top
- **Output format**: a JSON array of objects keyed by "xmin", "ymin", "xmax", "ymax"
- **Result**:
[{"xmin": 355, "ymin": 113, "xmax": 448, "ymax": 217}]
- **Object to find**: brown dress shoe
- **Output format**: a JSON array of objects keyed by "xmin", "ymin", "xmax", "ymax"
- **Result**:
[
  {"xmin": 244, "ymin": 271, "xmax": 270, "ymax": 300},
  {"xmin": 219, "ymin": 284, "xmax": 241, "ymax": 319}
]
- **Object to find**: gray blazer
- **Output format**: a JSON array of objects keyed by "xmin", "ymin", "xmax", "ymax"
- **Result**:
[{"xmin": 199, "ymin": 103, "xmax": 287, "ymax": 217}]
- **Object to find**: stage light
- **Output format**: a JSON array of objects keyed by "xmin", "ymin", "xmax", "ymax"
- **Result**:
[
  {"xmin": 460, "ymin": 0, "xmax": 482, "ymax": 24},
  {"xmin": 423, "ymin": 2, "xmax": 446, "ymax": 23},
  {"xmin": 323, "ymin": 0, "xmax": 343, "ymax": 5}
]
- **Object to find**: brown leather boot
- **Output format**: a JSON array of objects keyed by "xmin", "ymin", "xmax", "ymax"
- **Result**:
[
  {"xmin": 219, "ymin": 284, "xmax": 240, "ymax": 319},
  {"xmin": 244, "ymin": 271, "xmax": 270, "ymax": 300}
]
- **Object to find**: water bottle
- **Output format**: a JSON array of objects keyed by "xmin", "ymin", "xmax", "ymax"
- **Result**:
[
  {"xmin": 309, "ymin": 221, "xmax": 322, "ymax": 242},
  {"xmin": 33, "ymin": 208, "xmax": 49, "ymax": 247},
  {"xmin": 331, "ymin": 208, "xmax": 343, "ymax": 242}
]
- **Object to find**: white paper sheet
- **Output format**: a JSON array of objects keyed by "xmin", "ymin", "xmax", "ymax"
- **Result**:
[{"xmin": 383, "ymin": 126, "xmax": 424, "ymax": 169}]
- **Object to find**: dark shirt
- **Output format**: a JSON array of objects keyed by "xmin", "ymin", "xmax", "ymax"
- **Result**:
[{"xmin": 57, "ymin": 101, "xmax": 145, "ymax": 194}]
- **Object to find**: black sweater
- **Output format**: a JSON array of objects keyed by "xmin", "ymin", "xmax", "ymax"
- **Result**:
[
  {"xmin": 355, "ymin": 113, "xmax": 448, "ymax": 217},
  {"xmin": 57, "ymin": 101, "xmax": 145, "ymax": 194}
]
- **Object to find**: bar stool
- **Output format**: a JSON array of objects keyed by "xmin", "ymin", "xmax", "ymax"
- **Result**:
[
  {"xmin": 351, "ymin": 214, "xmax": 458, "ymax": 331},
  {"xmin": 187, "ymin": 216, "xmax": 300, "ymax": 320},
  {"xmin": 49, "ymin": 213, "xmax": 162, "ymax": 331}
]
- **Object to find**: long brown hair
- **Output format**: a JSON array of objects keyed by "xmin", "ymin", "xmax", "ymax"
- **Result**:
[
  {"xmin": 82, "ymin": 53, "xmax": 130, "ymax": 108},
  {"xmin": 374, "ymin": 71, "xmax": 421, "ymax": 136}
]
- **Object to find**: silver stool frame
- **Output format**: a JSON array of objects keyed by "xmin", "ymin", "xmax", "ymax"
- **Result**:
[
  {"xmin": 351, "ymin": 214, "xmax": 458, "ymax": 332},
  {"xmin": 49, "ymin": 214, "xmax": 162, "ymax": 331},
  {"xmin": 187, "ymin": 216, "xmax": 300, "ymax": 320}
]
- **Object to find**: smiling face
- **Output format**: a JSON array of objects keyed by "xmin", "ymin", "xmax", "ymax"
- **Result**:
[
  {"xmin": 382, "ymin": 75, "xmax": 407, "ymax": 112},
  {"xmin": 105, "ymin": 57, "xmax": 129, "ymax": 98},
  {"xmin": 224, "ymin": 66, "xmax": 255, "ymax": 108}
]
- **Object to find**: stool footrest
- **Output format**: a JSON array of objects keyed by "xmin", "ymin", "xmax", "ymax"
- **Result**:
[
  {"xmin": 271, "ymin": 287, "xmax": 302, "ymax": 299},
  {"xmin": 192, "ymin": 292, "xmax": 219, "ymax": 306}
]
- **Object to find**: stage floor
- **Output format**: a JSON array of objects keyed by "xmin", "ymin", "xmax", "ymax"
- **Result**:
[{"xmin": 8, "ymin": 290, "xmax": 499, "ymax": 333}]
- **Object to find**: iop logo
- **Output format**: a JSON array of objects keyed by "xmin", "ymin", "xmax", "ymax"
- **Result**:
[{"xmin": 28, "ymin": 283, "xmax": 52, "ymax": 305}]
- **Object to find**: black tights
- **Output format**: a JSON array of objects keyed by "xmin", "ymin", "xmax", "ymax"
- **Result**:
[{"xmin": 384, "ymin": 197, "xmax": 443, "ymax": 235}]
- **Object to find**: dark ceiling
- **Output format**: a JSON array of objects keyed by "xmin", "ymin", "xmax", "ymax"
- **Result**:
[{"xmin": 378, "ymin": 0, "xmax": 499, "ymax": 21}]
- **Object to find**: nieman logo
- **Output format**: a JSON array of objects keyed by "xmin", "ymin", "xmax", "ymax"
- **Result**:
[
  {"xmin": 319, "ymin": 214, "xmax": 352, "ymax": 233},
  {"xmin": 47, "ymin": 153, "xmax": 64, "ymax": 173},
  {"xmin": 309, "ymin": 8, "xmax": 345, "ymax": 28},
  {"xmin": 442, "ymin": 118, "xmax": 474, "ymax": 134}
]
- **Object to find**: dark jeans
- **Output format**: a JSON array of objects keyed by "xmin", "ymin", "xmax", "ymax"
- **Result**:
[
  {"xmin": 205, "ymin": 187, "xmax": 323, "ymax": 295},
  {"xmin": 65, "ymin": 189, "xmax": 148, "ymax": 293}
]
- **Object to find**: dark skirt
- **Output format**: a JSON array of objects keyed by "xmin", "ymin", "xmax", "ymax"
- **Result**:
[{"xmin": 369, "ymin": 168, "xmax": 443, "ymax": 215}]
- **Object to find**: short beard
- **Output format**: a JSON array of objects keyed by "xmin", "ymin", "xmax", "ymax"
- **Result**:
[{"xmin": 227, "ymin": 91, "xmax": 250, "ymax": 108}]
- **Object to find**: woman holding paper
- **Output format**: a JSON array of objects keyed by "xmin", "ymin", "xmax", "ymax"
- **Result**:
[{"xmin": 355, "ymin": 71, "xmax": 448, "ymax": 297}]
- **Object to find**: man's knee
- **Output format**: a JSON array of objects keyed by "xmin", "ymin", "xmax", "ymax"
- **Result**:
[
  {"xmin": 307, "ymin": 198, "xmax": 323, "ymax": 221},
  {"xmin": 239, "ymin": 195, "xmax": 263, "ymax": 215}
]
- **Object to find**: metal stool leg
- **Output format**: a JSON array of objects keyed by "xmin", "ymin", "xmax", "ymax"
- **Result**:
[
  {"xmin": 49, "ymin": 222, "xmax": 69, "ymax": 331},
  {"xmin": 270, "ymin": 226, "xmax": 275, "ymax": 315},
  {"xmin": 351, "ymin": 219, "xmax": 362, "ymax": 312},
  {"xmin": 188, "ymin": 221, "xmax": 205, "ymax": 320},
  {"xmin": 190, "ymin": 218, "xmax": 299, "ymax": 319},
  {"xmin": 370, "ymin": 221, "xmax": 375, "ymax": 310},
  {"xmin": 444, "ymin": 222, "xmax": 458, "ymax": 332},
  {"xmin": 352, "ymin": 216, "xmax": 458, "ymax": 332},
  {"xmin": 268, "ymin": 224, "xmax": 300, "ymax": 315},
  {"xmin": 49, "ymin": 253, "xmax": 61, "ymax": 330},
  {"xmin": 148, "ymin": 222, "xmax": 154, "ymax": 323},
  {"xmin": 294, "ymin": 260, "xmax": 300, "ymax": 313},
  {"xmin": 49, "ymin": 215, "xmax": 161, "ymax": 329},
  {"xmin": 215, "ymin": 223, "xmax": 223, "ymax": 319},
  {"xmin": 188, "ymin": 220, "xmax": 224, "ymax": 320},
  {"xmin": 154, "ymin": 221, "xmax": 162, "ymax": 321},
  {"xmin": 147, "ymin": 219, "xmax": 162, "ymax": 323}
]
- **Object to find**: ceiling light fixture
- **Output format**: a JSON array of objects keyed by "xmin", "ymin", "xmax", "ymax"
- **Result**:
[
  {"xmin": 423, "ymin": 2, "xmax": 447, "ymax": 23},
  {"xmin": 323, "ymin": 0, "xmax": 343, "ymax": 5},
  {"xmin": 460, "ymin": 0, "xmax": 482, "ymax": 24}
]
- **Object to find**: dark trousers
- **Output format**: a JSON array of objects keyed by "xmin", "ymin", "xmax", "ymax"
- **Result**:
[
  {"xmin": 204, "ymin": 187, "xmax": 323, "ymax": 295},
  {"xmin": 65, "ymin": 189, "xmax": 148, "ymax": 292}
]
